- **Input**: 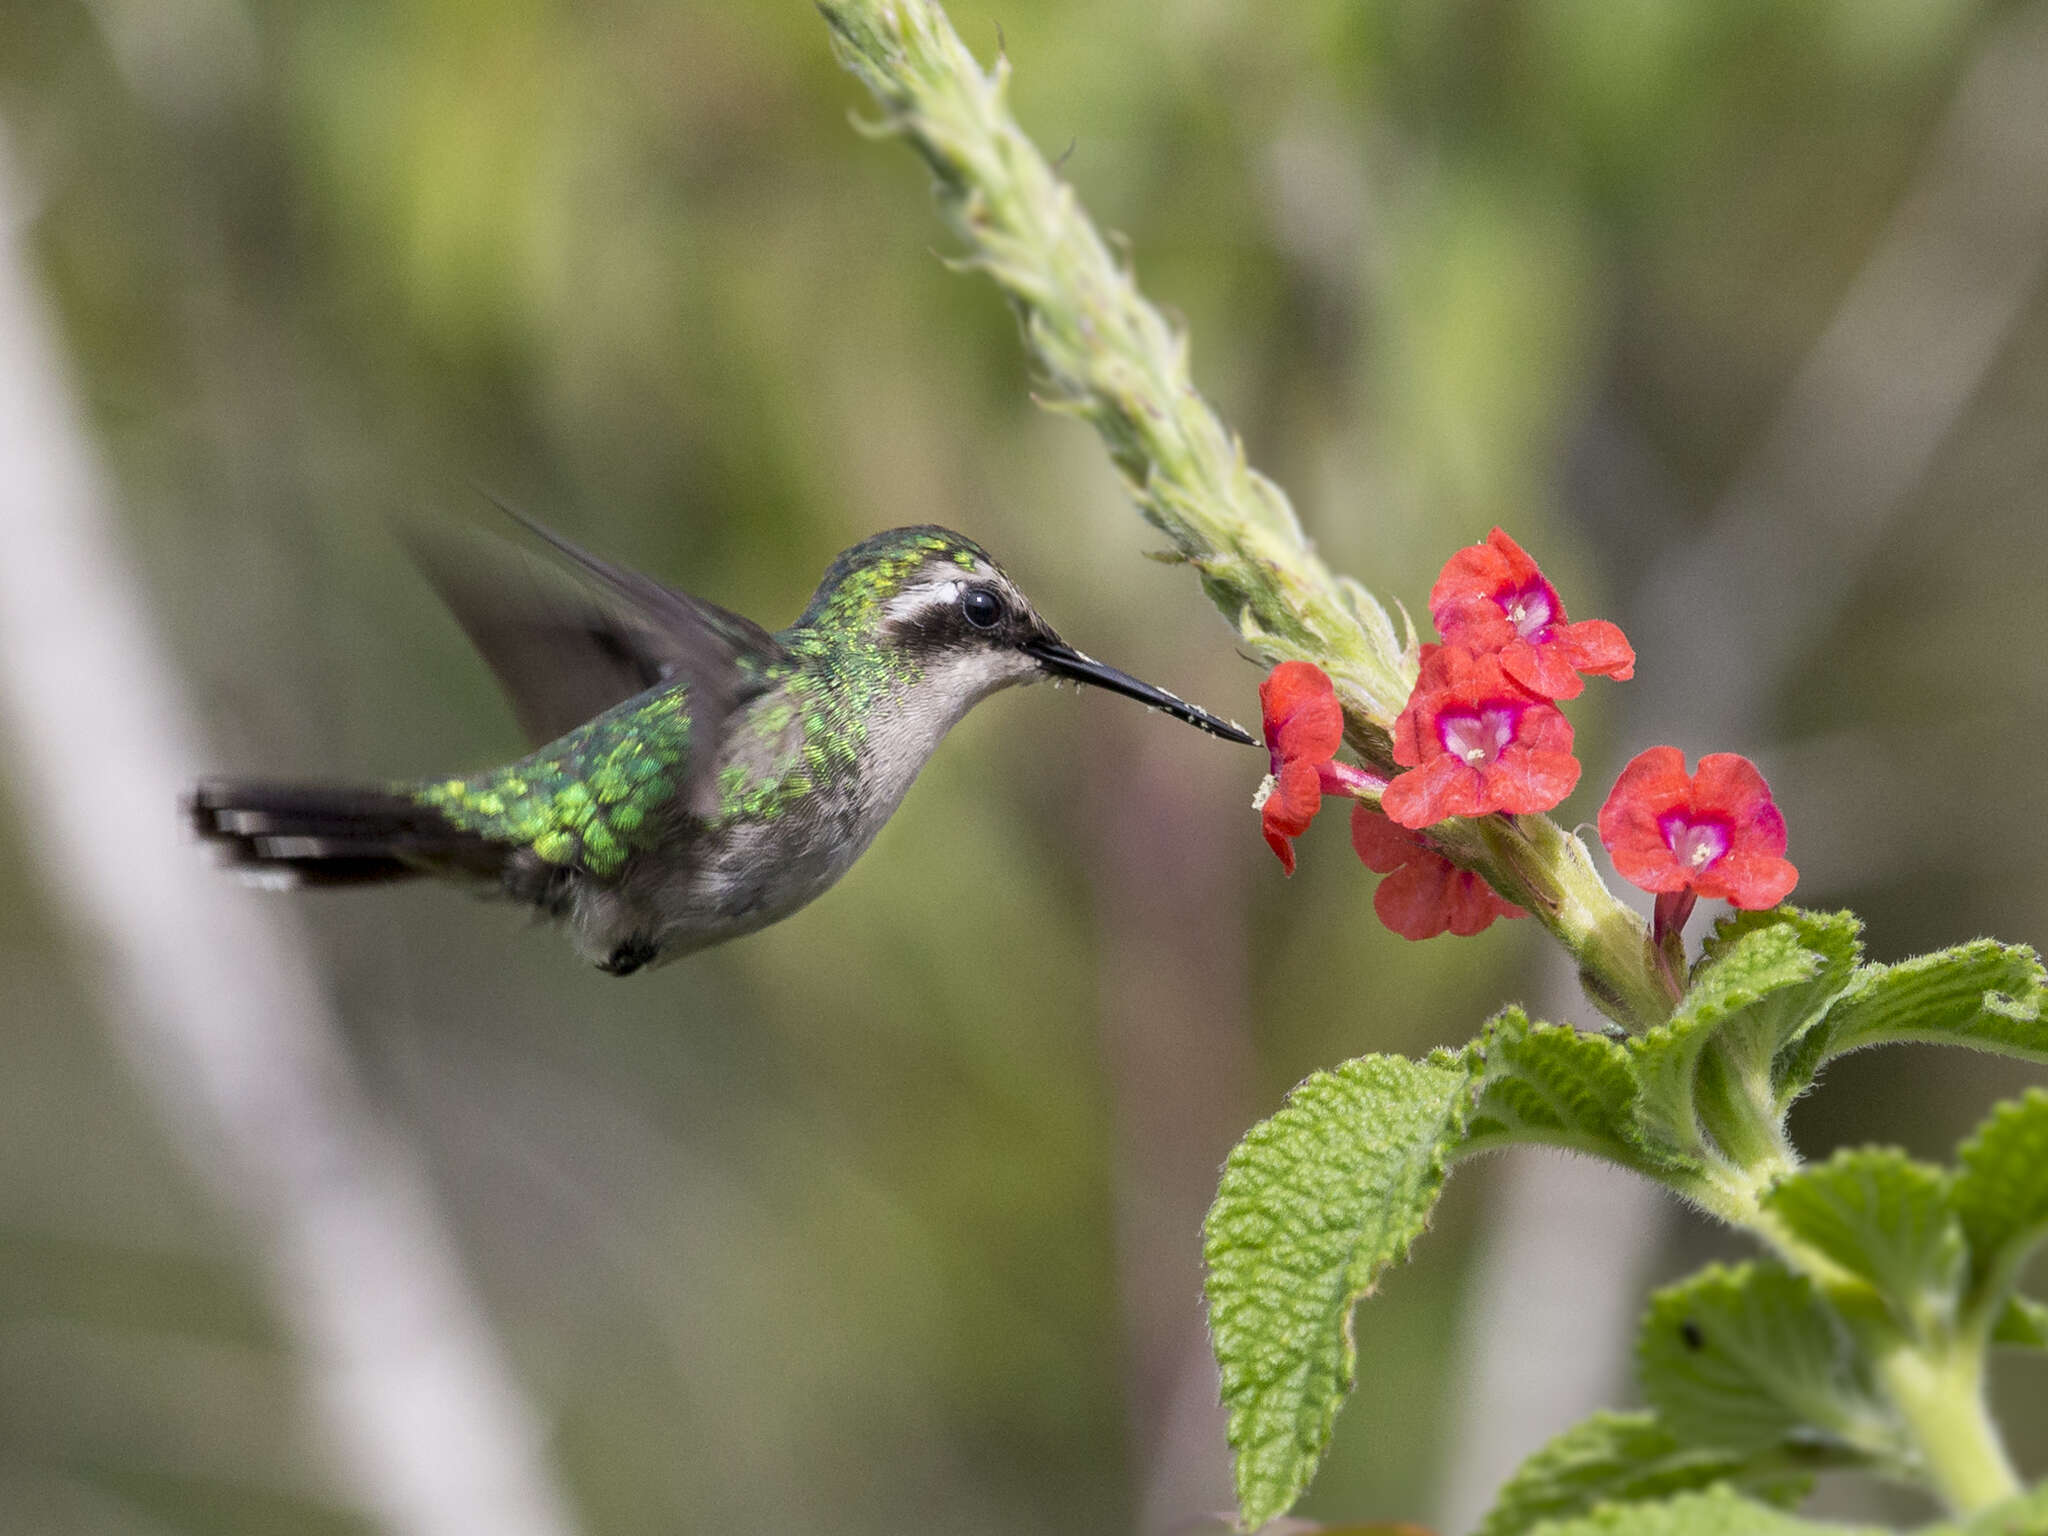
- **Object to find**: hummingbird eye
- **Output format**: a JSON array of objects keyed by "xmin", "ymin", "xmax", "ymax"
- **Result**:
[{"xmin": 960, "ymin": 585, "xmax": 1004, "ymax": 631}]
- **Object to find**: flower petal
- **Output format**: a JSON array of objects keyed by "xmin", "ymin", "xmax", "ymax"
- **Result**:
[
  {"xmin": 1349, "ymin": 802, "xmax": 1425, "ymax": 873},
  {"xmin": 1606, "ymin": 841, "xmax": 1691, "ymax": 893},
  {"xmin": 1501, "ymin": 639, "xmax": 1586, "ymax": 701},
  {"xmin": 1699, "ymin": 850, "xmax": 1799, "ymax": 909},
  {"xmin": 1481, "ymin": 527, "xmax": 1544, "ymax": 586},
  {"xmin": 1374, "ymin": 857, "xmax": 1456, "ymax": 940},
  {"xmin": 1260, "ymin": 661, "xmax": 1344, "ymax": 765},
  {"xmin": 1691, "ymin": 753, "xmax": 1785, "ymax": 853},
  {"xmin": 1482, "ymin": 745, "xmax": 1581, "ymax": 815},
  {"xmin": 1434, "ymin": 601, "xmax": 1519, "ymax": 654},
  {"xmin": 1444, "ymin": 870, "xmax": 1523, "ymax": 936},
  {"xmin": 1381, "ymin": 754, "xmax": 1470, "ymax": 829},
  {"xmin": 1555, "ymin": 618, "xmax": 1635, "ymax": 682},
  {"xmin": 1260, "ymin": 759, "xmax": 1325, "ymax": 876},
  {"xmin": 1597, "ymin": 747, "xmax": 1689, "ymax": 837},
  {"xmin": 1428, "ymin": 537, "xmax": 1515, "ymax": 620},
  {"xmin": 1262, "ymin": 759, "xmax": 1324, "ymax": 839},
  {"xmin": 1597, "ymin": 746, "xmax": 1692, "ymax": 891}
]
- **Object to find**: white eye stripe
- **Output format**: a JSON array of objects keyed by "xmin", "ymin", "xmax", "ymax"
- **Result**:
[
  {"xmin": 883, "ymin": 570, "xmax": 1021, "ymax": 624},
  {"xmin": 881, "ymin": 577, "xmax": 966, "ymax": 626}
]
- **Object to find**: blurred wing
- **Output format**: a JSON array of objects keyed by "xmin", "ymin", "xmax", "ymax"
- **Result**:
[{"xmin": 404, "ymin": 507, "xmax": 790, "ymax": 815}]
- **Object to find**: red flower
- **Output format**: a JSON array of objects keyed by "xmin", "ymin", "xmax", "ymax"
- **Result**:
[
  {"xmin": 1430, "ymin": 528, "xmax": 1634, "ymax": 700},
  {"xmin": 1383, "ymin": 647, "xmax": 1579, "ymax": 828},
  {"xmin": 1257, "ymin": 662, "xmax": 1381, "ymax": 874},
  {"xmin": 1597, "ymin": 747, "xmax": 1797, "ymax": 910},
  {"xmin": 1351, "ymin": 804, "xmax": 1525, "ymax": 940}
]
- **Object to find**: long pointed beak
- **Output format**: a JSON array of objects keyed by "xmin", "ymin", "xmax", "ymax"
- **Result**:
[{"xmin": 1021, "ymin": 637, "xmax": 1255, "ymax": 745}]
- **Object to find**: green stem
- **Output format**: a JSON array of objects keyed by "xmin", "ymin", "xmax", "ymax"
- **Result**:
[
  {"xmin": 818, "ymin": 0, "xmax": 1672, "ymax": 1031},
  {"xmin": 1871, "ymin": 1341, "xmax": 2021, "ymax": 1513},
  {"xmin": 1696, "ymin": 1045, "xmax": 1797, "ymax": 1181},
  {"xmin": 1694, "ymin": 1032, "xmax": 2021, "ymax": 1517},
  {"xmin": 1500, "ymin": 813, "xmax": 1674, "ymax": 1030},
  {"xmin": 1737, "ymin": 1204, "xmax": 2021, "ymax": 1515}
]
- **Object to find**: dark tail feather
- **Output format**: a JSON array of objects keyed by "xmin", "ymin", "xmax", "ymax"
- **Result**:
[{"xmin": 188, "ymin": 780, "xmax": 508, "ymax": 888}]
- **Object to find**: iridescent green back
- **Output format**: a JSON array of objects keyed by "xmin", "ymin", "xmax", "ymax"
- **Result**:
[{"xmin": 416, "ymin": 687, "xmax": 695, "ymax": 878}]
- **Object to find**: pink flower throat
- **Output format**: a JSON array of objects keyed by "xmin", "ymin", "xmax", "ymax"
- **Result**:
[
  {"xmin": 1498, "ymin": 580, "xmax": 1556, "ymax": 641},
  {"xmin": 1659, "ymin": 812, "xmax": 1729, "ymax": 872},
  {"xmin": 1439, "ymin": 706, "xmax": 1518, "ymax": 766}
]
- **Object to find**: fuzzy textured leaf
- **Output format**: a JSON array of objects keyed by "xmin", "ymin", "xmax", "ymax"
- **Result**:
[
  {"xmin": 1631, "ymin": 913, "xmax": 1853, "ymax": 1163},
  {"xmin": 1473, "ymin": 1411, "xmax": 1811, "ymax": 1536},
  {"xmin": 1697, "ymin": 909, "xmax": 1862, "ymax": 1073},
  {"xmin": 1779, "ymin": 942, "xmax": 2047, "ymax": 1103},
  {"xmin": 1518, "ymin": 1487, "xmax": 1891, "ymax": 1536},
  {"xmin": 1637, "ymin": 1263, "xmax": 1893, "ymax": 1458},
  {"xmin": 1203, "ymin": 1054, "xmax": 1470, "ymax": 1529},
  {"xmin": 1951, "ymin": 1089, "xmax": 2048, "ymax": 1307},
  {"xmin": 1762, "ymin": 1149, "xmax": 1964, "ymax": 1335},
  {"xmin": 1460, "ymin": 1009, "xmax": 1679, "ymax": 1174}
]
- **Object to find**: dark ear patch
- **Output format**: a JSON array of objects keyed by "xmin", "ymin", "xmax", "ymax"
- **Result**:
[{"xmin": 883, "ymin": 597, "xmax": 968, "ymax": 660}]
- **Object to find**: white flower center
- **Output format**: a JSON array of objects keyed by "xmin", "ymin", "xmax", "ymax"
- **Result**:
[
  {"xmin": 1501, "ymin": 584, "xmax": 1554, "ymax": 641},
  {"xmin": 1440, "ymin": 708, "xmax": 1516, "ymax": 766},
  {"xmin": 1662, "ymin": 816, "xmax": 1729, "ymax": 871}
]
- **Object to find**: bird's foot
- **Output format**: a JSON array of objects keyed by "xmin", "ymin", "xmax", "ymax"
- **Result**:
[{"xmin": 599, "ymin": 937, "xmax": 659, "ymax": 977}]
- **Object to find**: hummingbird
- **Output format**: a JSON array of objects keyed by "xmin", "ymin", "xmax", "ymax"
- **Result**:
[{"xmin": 190, "ymin": 514, "xmax": 1253, "ymax": 974}]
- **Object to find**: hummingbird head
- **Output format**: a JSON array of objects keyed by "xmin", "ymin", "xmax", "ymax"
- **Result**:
[{"xmin": 797, "ymin": 527, "xmax": 1253, "ymax": 743}]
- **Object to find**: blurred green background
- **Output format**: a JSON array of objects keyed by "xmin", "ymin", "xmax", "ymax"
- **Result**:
[{"xmin": 2, "ymin": 0, "xmax": 2046, "ymax": 1532}]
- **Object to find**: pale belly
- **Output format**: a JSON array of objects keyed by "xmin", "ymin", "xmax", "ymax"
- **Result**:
[
  {"xmin": 556, "ymin": 680, "xmax": 975, "ymax": 973},
  {"xmin": 559, "ymin": 783, "xmax": 890, "ymax": 971}
]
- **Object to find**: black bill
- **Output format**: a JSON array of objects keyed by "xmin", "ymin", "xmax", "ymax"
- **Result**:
[{"xmin": 1022, "ymin": 637, "xmax": 1255, "ymax": 745}]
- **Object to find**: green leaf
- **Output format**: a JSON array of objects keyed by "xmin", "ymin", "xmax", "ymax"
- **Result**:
[
  {"xmin": 1990, "ymin": 1295, "xmax": 2048, "ymax": 1349},
  {"xmin": 1473, "ymin": 1411, "xmax": 1811, "ymax": 1536},
  {"xmin": 1637, "ymin": 1263, "xmax": 1894, "ymax": 1458},
  {"xmin": 1761, "ymin": 1149, "xmax": 1965, "ymax": 1336},
  {"xmin": 1460, "ymin": 1008, "xmax": 1685, "ymax": 1175},
  {"xmin": 1779, "ymin": 942, "xmax": 2047, "ymax": 1102},
  {"xmin": 1698, "ymin": 909, "xmax": 1862, "ymax": 1071},
  {"xmin": 1203, "ymin": 1054, "xmax": 1470, "ymax": 1530},
  {"xmin": 1518, "ymin": 1486, "xmax": 1890, "ymax": 1536},
  {"xmin": 1631, "ymin": 912, "xmax": 1856, "ymax": 1163},
  {"xmin": 1951, "ymin": 1089, "xmax": 2048, "ymax": 1308}
]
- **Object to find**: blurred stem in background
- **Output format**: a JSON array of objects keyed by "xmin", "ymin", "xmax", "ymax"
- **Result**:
[{"xmin": 0, "ymin": 126, "xmax": 581, "ymax": 1536}]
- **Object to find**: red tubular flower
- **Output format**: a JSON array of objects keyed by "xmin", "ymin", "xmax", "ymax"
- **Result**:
[
  {"xmin": 1257, "ymin": 662, "xmax": 1382, "ymax": 874},
  {"xmin": 1597, "ymin": 747, "xmax": 1797, "ymax": 911},
  {"xmin": 1430, "ymin": 528, "xmax": 1634, "ymax": 700},
  {"xmin": 1383, "ymin": 647, "xmax": 1580, "ymax": 829},
  {"xmin": 1263, "ymin": 661, "xmax": 1344, "ymax": 768},
  {"xmin": 1350, "ymin": 804, "xmax": 1525, "ymax": 940}
]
